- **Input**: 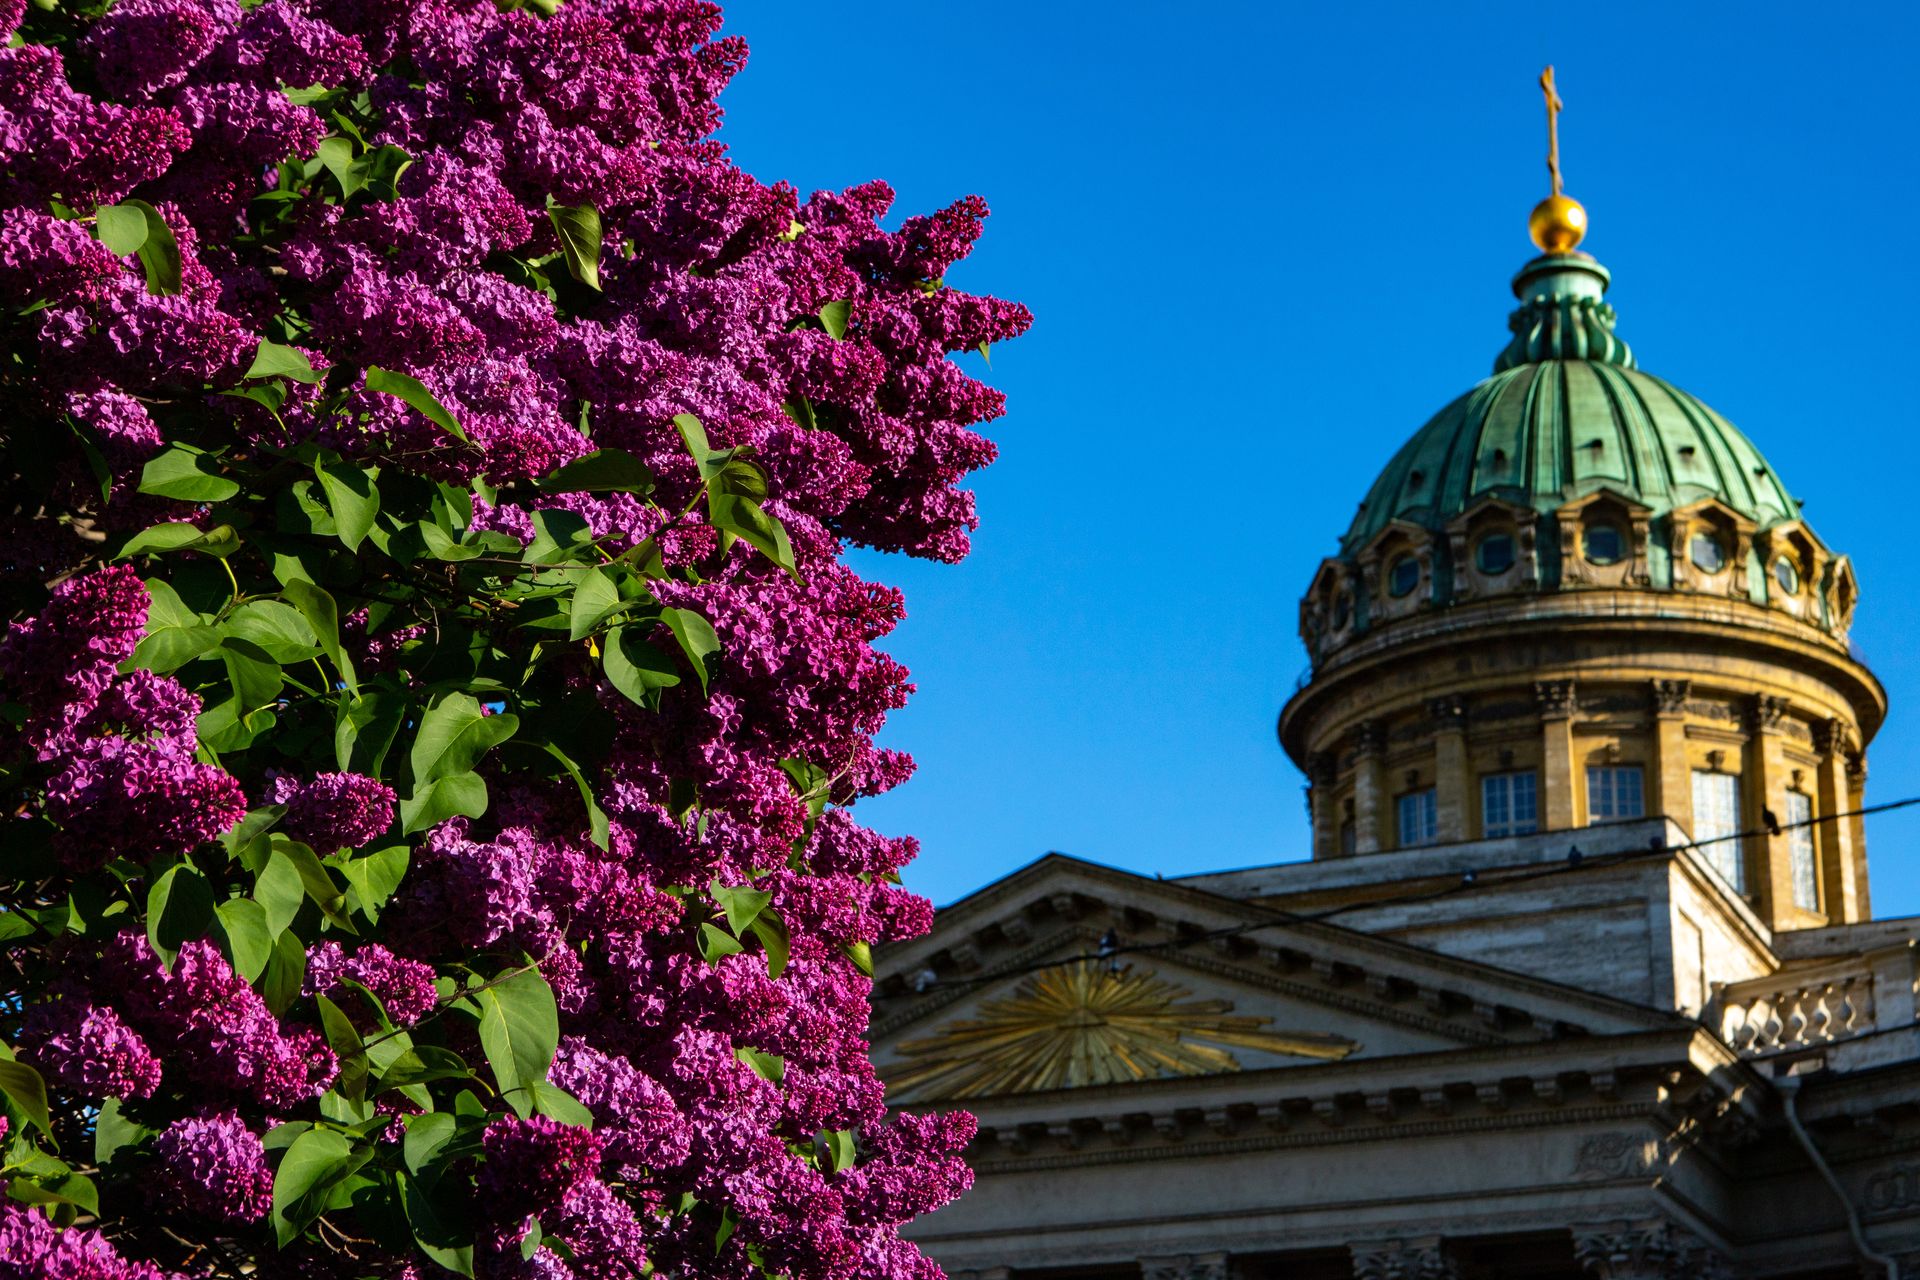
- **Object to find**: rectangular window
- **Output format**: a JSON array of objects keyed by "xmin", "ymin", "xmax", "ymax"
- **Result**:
[
  {"xmin": 1691, "ymin": 769, "xmax": 1743, "ymax": 890},
  {"xmin": 1397, "ymin": 788, "xmax": 1438, "ymax": 848},
  {"xmin": 1587, "ymin": 765, "xmax": 1645, "ymax": 824},
  {"xmin": 1481, "ymin": 771, "xmax": 1538, "ymax": 837},
  {"xmin": 1787, "ymin": 791, "xmax": 1819, "ymax": 911},
  {"xmin": 1339, "ymin": 820, "xmax": 1357, "ymax": 856}
]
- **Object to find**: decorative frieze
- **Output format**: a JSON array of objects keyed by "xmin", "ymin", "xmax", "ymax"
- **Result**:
[
  {"xmin": 1349, "ymin": 1237, "xmax": 1457, "ymax": 1280},
  {"xmin": 1745, "ymin": 693, "xmax": 1789, "ymax": 734}
]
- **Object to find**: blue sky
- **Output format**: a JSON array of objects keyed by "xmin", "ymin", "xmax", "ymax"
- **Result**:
[{"xmin": 714, "ymin": 1, "xmax": 1920, "ymax": 914}]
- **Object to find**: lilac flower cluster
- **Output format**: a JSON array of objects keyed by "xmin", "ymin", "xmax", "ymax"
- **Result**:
[
  {"xmin": 151, "ymin": 1111, "xmax": 274, "ymax": 1224},
  {"xmin": 1, "ymin": 0, "xmax": 1022, "ymax": 1271}
]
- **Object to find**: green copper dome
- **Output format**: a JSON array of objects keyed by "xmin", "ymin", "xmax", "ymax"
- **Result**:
[{"xmin": 1343, "ymin": 253, "xmax": 1799, "ymax": 553}]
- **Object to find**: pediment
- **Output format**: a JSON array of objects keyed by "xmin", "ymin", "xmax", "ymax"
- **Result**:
[{"xmin": 874, "ymin": 855, "xmax": 1680, "ymax": 1104}]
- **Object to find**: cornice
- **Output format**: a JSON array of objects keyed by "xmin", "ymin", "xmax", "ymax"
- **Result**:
[{"xmin": 971, "ymin": 1101, "xmax": 1649, "ymax": 1174}]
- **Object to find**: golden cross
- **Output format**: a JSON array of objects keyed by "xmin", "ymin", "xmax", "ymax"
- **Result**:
[{"xmin": 1540, "ymin": 65, "xmax": 1565, "ymax": 196}]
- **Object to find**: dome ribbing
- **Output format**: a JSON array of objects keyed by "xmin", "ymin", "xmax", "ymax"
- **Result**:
[{"xmin": 1343, "ymin": 252, "xmax": 1798, "ymax": 552}]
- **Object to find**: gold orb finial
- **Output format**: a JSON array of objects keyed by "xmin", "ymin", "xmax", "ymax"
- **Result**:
[
  {"xmin": 1530, "ymin": 193, "xmax": 1588, "ymax": 252},
  {"xmin": 1530, "ymin": 66, "xmax": 1588, "ymax": 253}
]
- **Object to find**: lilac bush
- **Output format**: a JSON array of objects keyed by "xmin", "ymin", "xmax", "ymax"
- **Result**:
[{"xmin": 0, "ymin": 0, "xmax": 1027, "ymax": 1275}]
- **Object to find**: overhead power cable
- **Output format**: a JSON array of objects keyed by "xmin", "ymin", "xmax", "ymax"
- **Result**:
[{"xmin": 880, "ymin": 794, "xmax": 1920, "ymax": 1001}]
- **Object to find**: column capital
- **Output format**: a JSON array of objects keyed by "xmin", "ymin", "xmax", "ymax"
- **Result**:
[
  {"xmin": 1349, "ymin": 1237, "xmax": 1457, "ymax": 1280},
  {"xmin": 1353, "ymin": 719, "xmax": 1387, "ymax": 756},
  {"xmin": 1746, "ymin": 693, "xmax": 1790, "ymax": 735},
  {"xmin": 1812, "ymin": 715, "xmax": 1852, "ymax": 758},
  {"xmin": 1651, "ymin": 679, "xmax": 1690, "ymax": 718},
  {"xmin": 1534, "ymin": 679, "xmax": 1577, "ymax": 720},
  {"xmin": 1306, "ymin": 750, "xmax": 1339, "ymax": 786},
  {"xmin": 1571, "ymin": 1218, "xmax": 1731, "ymax": 1279},
  {"xmin": 1139, "ymin": 1253, "xmax": 1228, "ymax": 1280},
  {"xmin": 1427, "ymin": 695, "xmax": 1467, "ymax": 732}
]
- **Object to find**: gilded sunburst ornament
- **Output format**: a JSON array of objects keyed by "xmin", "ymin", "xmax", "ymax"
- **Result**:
[{"xmin": 885, "ymin": 961, "xmax": 1360, "ymax": 1100}]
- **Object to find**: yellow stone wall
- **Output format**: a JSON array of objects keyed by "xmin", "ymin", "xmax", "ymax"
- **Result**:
[{"xmin": 1281, "ymin": 589, "xmax": 1883, "ymax": 933}]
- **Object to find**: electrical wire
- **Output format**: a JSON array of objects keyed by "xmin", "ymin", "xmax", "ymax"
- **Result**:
[{"xmin": 880, "ymin": 794, "xmax": 1920, "ymax": 1001}]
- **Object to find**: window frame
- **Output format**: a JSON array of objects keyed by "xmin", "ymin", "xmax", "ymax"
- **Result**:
[
  {"xmin": 1690, "ymin": 768, "xmax": 1744, "ymax": 891},
  {"xmin": 1396, "ymin": 787, "xmax": 1438, "ymax": 848},
  {"xmin": 1786, "ymin": 790, "xmax": 1819, "ymax": 911},
  {"xmin": 1480, "ymin": 770, "xmax": 1539, "ymax": 838},
  {"xmin": 1586, "ymin": 764, "xmax": 1645, "ymax": 824}
]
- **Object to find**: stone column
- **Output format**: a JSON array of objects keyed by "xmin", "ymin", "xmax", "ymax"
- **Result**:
[
  {"xmin": 1848, "ymin": 749, "xmax": 1871, "ymax": 918},
  {"xmin": 1352, "ymin": 721, "xmax": 1388, "ymax": 854},
  {"xmin": 1746, "ymin": 694, "xmax": 1793, "ymax": 922},
  {"xmin": 1536, "ymin": 680, "xmax": 1578, "ymax": 830},
  {"xmin": 1349, "ymin": 1237, "xmax": 1456, "ymax": 1280},
  {"xmin": 1307, "ymin": 751, "xmax": 1341, "ymax": 858},
  {"xmin": 1570, "ymin": 1218, "xmax": 1731, "ymax": 1279},
  {"xmin": 1812, "ymin": 718, "xmax": 1862, "ymax": 921},
  {"xmin": 1650, "ymin": 680, "xmax": 1692, "ymax": 835},
  {"xmin": 1139, "ymin": 1253, "xmax": 1227, "ymax": 1280},
  {"xmin": 1430, "ymin": 697, "xmax": 1469, "ymax": 842}
]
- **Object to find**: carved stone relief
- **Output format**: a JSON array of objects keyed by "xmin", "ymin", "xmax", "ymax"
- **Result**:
[
  {"xmin": 1570, "ymin": 1219, "xmax": 1730, "ymax": 1279},
  {"xmin": 1349, "ymin": 1237, "xmax": 1457, "ymax": 1280}
]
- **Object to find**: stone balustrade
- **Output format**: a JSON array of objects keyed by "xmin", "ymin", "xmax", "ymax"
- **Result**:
[{"xmin": 1709, "ymin": 942, "xmax": 1918, "ymax": 1068}]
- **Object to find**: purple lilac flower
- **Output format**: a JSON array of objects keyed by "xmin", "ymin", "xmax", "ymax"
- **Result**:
[{"xmin": 152, "ymin": 1111, "xmax": 273, "ymax": 1222}]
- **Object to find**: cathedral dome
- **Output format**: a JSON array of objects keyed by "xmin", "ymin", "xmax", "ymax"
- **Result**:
[
  {"xmin": 1345, "ymin": 255, "xmax": 1799, "ymax": 555},
  {"xmin": 1298, "ymin": 249, "xmax": 1859, "ymax": 662}
]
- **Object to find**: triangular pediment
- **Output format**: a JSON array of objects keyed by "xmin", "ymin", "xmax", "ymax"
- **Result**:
[{"xmin": 874, "ymin": 855, "xmax": 1682, "ymax": 1104}]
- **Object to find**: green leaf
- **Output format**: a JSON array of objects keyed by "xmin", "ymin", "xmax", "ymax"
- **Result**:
[
  {"xmin": 537, "ymin": 448, "xmax": 654, "ymax": 494},
  {"xmin": 128, "ymin": 622, "xmax": 219, "ymax": 674},
  {"xmin": 734, "ymin": 1046, "xmax": 785, "ymax": 1083},
  {"xmin": 221, "ymin": 637, "xmax": 285, "ymax": 719},
  {"xmin": 710, "ymin": 880, "xmax": 771, "ymax": 936},
  {"xmin": 709, "ymin": 492, "xmax": 798, "ymax": 579},
  {"xmin": 399, "ymin": 772, "xmax": 489, "ymax": 835},
  {"xmin": 335, "ymin": 691, "xmax": 405, "ymax": 774},
  {"xmin": 334, "ymin": 843, "xmax": 408, "ymax": 913},
  {"xmin": 749, "ymin": 911, "xmax": 791, "ymax": 980},
  {"xmin": 118, "ymin": 522, "xmax": 241, "ymax": 559},
  {"xmin": 261, "ymin": 928, "xmax": 307, "ymax": 1014},
  {"xmin": 282, "ymin": 577, "xmax": 356, "ymax": 695},
  {"xmin": 568, "ymin": 566, "xmax": 623, "ymax": 641},
  {"xmin": 659, "ymin": 607, "xmax": 721, "ymax": 693},
  {"xmin": 244, "ymin": 339, "xmax": 321, "ymax": 383},
  {"xmin": 138, "ymin": 442, "xmax": 241, "ymax": 502},
  {"xmin": 379, "ymin": 1045, "xmax": 476, "ymax": 1095},
  {"xmin": 272, "ymin": 837, "xmax": 356, "ymax": 933},
  {"xmin": 542, "ymin": 743, "xmax": 611, "ymax": 851},
  {"xmin": 147, "ymin": 860, "xmax": 216, "ymax": 968},
  {"xmin": 315, "ymin": 461, "xmax": 380, "ymax": 551},
  {"xmin": 254, "ymin": 850, "xmax": 306, "ymax": 936},
  {"xmin": 698, "ymin": 922, "xmax": 743, "ymax": 963},
  {"xmin": 0, "ymin": 1056, "xmax": 54, "ymax": 1140},
  {"xmin": 464, "ymin": 968, "xmax": 559, "ymax": 1118},
  {"xmin": 215, "ymin": 897, "xmax": 275, "ymax": 982},
  {"xmin": 547, "ymin": 202, "xmax": 604, "ymax": 290},
  {"xmin": 846, "ymin": 940, "xmax": 873, "ymax": 977},
  {"xmin": 225, "ymin": 600, "xmax": 322, "ymax": 664},
  {"xmin": 401, "ymin": 1172, "xmax": 476, "ymax": 1276},
  {"xmin": 107, "ymin": 200, "xmax": 182, "ymax": 295},
  {"xmin": 523, "ymin": 509, "xmax": 593, "ymax": 564},
  {"xmin": 672, "ymin": 412, "xmax": 712, "ymax": 459},
  {"xmin": 820, "ymin": 1127, "xmax": 856, "ymax": 1174},
  {"xmin": 365, "ymin": 367, "xmax": 468, "ymax": 442},
  {"xmin": 354, "ymin": 144, "xmax": 413, "ymax": 201},
  {"xmin": 402, "ymin": 1112, "xmax": 457, "ymax": 1179},
  {"xmin": 94, "ymin": 1098, "xmax": 154, "ymax": 1168},
  {"xmin": 220, "ymin": 383, "xmax": 287, "ymax": 426},
  {"xmin": 526, "ymin": 1079, "xmax": 595, "ymax": 1128},
  {"xmin": 817, "ymin": 299, "xmax": 851, "ymax": 340},
  {"xmin": 271, "ymin": 1127, "xmax": 363, "ymax": 1247},
  {"xmin": 316, "ymin": 994, "xmax": 370, "ymax": 1104},
  {"xmin": 782, "ymin": 396, "xmax": 818, "ymax": 430},
  {"xmin": 95, "ymin": 203, "xmax": 149, "ymax": 256},
  {"xmin": 601, "ymin": 626, "xmax": 680, "ymax": 706},
  {"xmin": 411, "ymin": 693, "xmax": 520, "ymax": 785},
  {"xmin": 314, "ymin": 136, "xmax": 362, "ymax": 198}
]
